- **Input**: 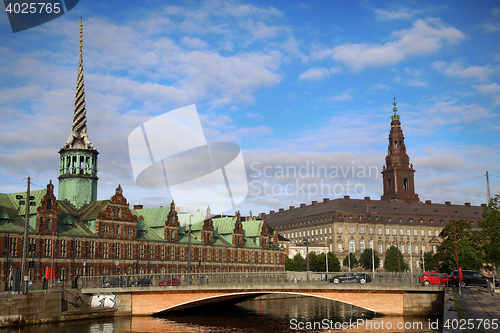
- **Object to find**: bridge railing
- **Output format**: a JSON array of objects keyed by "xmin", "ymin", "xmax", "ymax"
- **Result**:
[{"xmin": 76, "ymin": 271, "xmax": 425, "ymax": 289}]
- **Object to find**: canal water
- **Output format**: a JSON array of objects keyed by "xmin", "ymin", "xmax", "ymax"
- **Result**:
[{"xmin": 0, "ymin": 295, "xmax": 442, "ymax": 332}]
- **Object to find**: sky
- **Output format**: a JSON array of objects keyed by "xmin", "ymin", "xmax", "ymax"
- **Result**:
[{"xmin": 0, "ymin": 0, "xmax": 499, "ymax": 216}]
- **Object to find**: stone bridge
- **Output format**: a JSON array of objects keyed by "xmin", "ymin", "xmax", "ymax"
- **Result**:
[{"xmin": 82, "ymin": 284, "xmax": 444, "ymax": 317}]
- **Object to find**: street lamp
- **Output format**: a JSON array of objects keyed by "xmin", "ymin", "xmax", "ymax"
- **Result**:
[
  {"xmin": 187, "ymin": 215, "xmax": 192, "ymax": 284},
  {"xmin": 17, "ymin": 177, "xmax": 35, "ymax": 294},
  {"xmin": 304, "ymin": 239, "xmax": 309, "ymax": 281}
]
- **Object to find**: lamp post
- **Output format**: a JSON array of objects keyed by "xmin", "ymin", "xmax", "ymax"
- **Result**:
[
  {"xmin": 187, "ymin": 215, "xmax": 192, "ymax": 284},
  {"xmin": 304, "ymin": 239, "xmax": 309, "ymax": 281},
  {"xmin": 17, "ymin": 177, "xmax": 35, "ymax": 294}
]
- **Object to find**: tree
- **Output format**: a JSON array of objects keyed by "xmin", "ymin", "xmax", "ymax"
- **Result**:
[
  {"xmin": 433, "ymin": 220, "xmax": 483, "ymax": 273},
  {"xmin": 285, "ymin": 255, "xmax": 295, "ymax": 271},
  {"xmin": 344, "ymin": 253, "xmax": 358, "ymax": 270},
  {"xmin": 423, "ymin": 251, "xmax": 437, "ymax": 272},
  {"xmin": 480, "ymin": 195, "xmax": 500, "ymax": 279},
  {"xmin": 308, "ymin": 252, "xmax": 321, "ymax": 271},
  {"xmin": 359, "ymin": 249, "xmax": 380, "ymax": 271},
  {"xmin": 327, "ymin": 252, "xmax": 341, "ymax": 272},
  {"xmin": 384, "ymin": 246, "xmax": 408, "ymax": 272},
  {"xmin": 293, "ymin": 253, "xmax": 306, "ymax": 272},
  {"xmin": 316, "ymin": 252, "xmax": 341, "ymax": 272}
]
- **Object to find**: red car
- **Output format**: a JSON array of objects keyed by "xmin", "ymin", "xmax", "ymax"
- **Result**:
[
  {"xmin": 420, "ymin": 272, "xmax": 448, "ymax": 286},
  {"xmin": 159, "ymin": 278, "xmax": 180, "ymax": 286}
]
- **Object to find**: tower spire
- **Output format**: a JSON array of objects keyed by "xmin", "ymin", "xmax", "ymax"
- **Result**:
[
  {"xmin": 58, "ymin": 18, "xmax": 99, "ymax": 210},
  {"xmin": 63, "ymin": 17, "xmax": 95, "ymax": 151},
  {"xmin": 381, "ymin": 96, "xmax": 419, "ymax": 202}
]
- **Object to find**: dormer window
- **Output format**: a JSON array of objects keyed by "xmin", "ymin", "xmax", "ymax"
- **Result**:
[{"xmin": 47, "ymin": 199, "xmax": 52, "ymax": 210}]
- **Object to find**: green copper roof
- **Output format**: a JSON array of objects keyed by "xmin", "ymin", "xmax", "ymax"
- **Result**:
[
  {"xmin": 7, "ymin": 189, "xmax": 46, "ymax": 215},
  {"xmin": 241, "ymin": 220, "xmax": 263, "ymax": 237},
  {"xmin": 178, "ymin": 211, "xmax": 209, "ymax": 227},
  {"xmin": 212, "ymin": 217, "xmax": 237, "ymax": 234},
  {"xmin": 131, "ymin": 206, "xmax": 172, "ymax": 228}
]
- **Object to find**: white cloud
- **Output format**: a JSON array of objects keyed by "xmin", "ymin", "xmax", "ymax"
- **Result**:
[
  {"xmin": 327, "ymin": 90, "xmax": 354, "ymax": 102},
  {"xmin": 406, "ymin": 79, "xmax": 427, "ymax": 87},
  {"xmin": 481, "ymin": 23, "xmax": 500, "ymax": 32},
  {"xmin": 282, "ymin": 37, "xmax": 308, "ymax": 63},
  {"xmin": 244, "ymin": 112, "xmax": 263, "ymax": 119},
  {"xmin": 474, "ymin": 83, "xmax": 500, "ymax": 94},
  {"xmin": 375, "ymin": 9, "xmax": 413, "ymax": 20},
  {"xmin": 180, "ymin": 36, "xmax": 209, "ymax": 49},
  {"xmin": 314, "ymin": 19, "xmax": 465, "ymax": 72},
  {"xmin": 372, "ymin": 84, "xmax": 389, "ymax": 90},
  {"xmin": 298, "ymin": 67, "xmax": 330, "ymax": 81},
  {"xmin": 433, "ymin": 61, "xmax": 492, "ymax": 80}
]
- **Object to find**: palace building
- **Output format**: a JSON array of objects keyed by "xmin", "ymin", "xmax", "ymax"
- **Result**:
[
  {"xmin": 0, "ymin": 21, "xmax": 284, "ymax": 291},
  {"xmin": 265, "ymin": 98, "xmax": 484, "ymax": 271}
]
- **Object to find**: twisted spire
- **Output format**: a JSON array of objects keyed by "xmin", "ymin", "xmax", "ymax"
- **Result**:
[{"xmin": 62, "ymin": 18, "xmax": 95, "ymax": 150}]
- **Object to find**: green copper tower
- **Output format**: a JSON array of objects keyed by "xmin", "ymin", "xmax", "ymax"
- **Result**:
[{"xmin": 58, "ymin": 18, "xmax": 98, "ymax": 209}]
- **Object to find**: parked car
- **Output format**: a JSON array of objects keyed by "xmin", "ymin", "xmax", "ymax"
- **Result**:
[
  {"xmin": 449, "ymin": 270, "xmax": 499, "ymax": 288},
  {"xmin": 102, "ymin": 278, "xmax": 126, "ymax": 288},
  {"xmin": 420, "ymin": 272, "xmax": 448, "ymax": 286},
  {"xmin": 159, "ymin": 278, "xmax": 180, "ymax": 286},
  {"xmin": 329, "ymin": 272, "xmax": 372, "ymax": 284},
  {"xmin": 130, "ymin": 278, "xmax": 153, "ymax": 287}
]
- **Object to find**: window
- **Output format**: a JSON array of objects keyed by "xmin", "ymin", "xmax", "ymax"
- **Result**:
[
  {"xmin": 406, "ymin": 229, "xmax": 410, "ymax": 236},
  {"xmin": 369, "ymin": 227, "xmax": 373, "ymax": 234},
  {"xmin": 378, "ymin": 244, "xmax": 383, "ymax": 253},
  {"xmin": 338, "ymin": 244, "xmax": 343, "ymax": 253},
  {"xmin": 400, "ymin": 245, "xmax": 404, "ymax": 254},
  {"xmin": 422, "ymin": 244, "xmax": 426, "ymax": 252},
  {"xmin": 399, "ymin": 228, "xmax": 403, "ymax": 236},
  {"xmin": 435, "ymin": 230, "xmax": 439, "ymax": 236},
  {"xmin": 432, "ymin": 245, "xmax": 437, "ymax": 254},
  {"xmin": 60, "ymin": 240, "xmax": 67, "ymax": 257},
  {"xmin": 414, "ymin": 245, "xmax": 418, "ymax": 254},
  {"xmin": 385, "ymin": 228, "xmax": 390, "ymax": 235},
  {"xmin": 420, "ymin": 219, "xmax": 423, "ymax": 223},
  {"xmin": 377, "ymin": 228, "xmax": 382, "ymax": 235},
  {"xmin": 329, "ymin": 227, "xmax": 332, "ymax": 233},
  {"xmin": 349, "ymin": 215, "xmax": 352, "ymax": 219},
  {"xmin": 428, "ymin": 230, "xmax": 432, "ymax": 237},
  {"xmin": 409, "ymin": 218, "xmax": 413, "ymax": 223},
  {"xmin": 349, "ymin": 240, "xmax": 355, "ymax": 253},
  {"xmin": 388, "ymin": 217, "xmax": 392, "ymax": 222},
  {"xmin": 103, "ymin": 243, "xmax": 108, "ymax": 259},
  {"xmin": 360, "ymin": 240, "xmax": 365, "ymax": 252},
  {"xmin": 337, "ymin": 227, "xmax": 342, "ymax": 234},
  {"xmin": 360, "ymin": 227, "xmax": 364, "ymax": 234},
  {"xmin": 349, "ymin": 227, "xmax": 354, "ymax": 234},
  {"xmin": 413, "ymin": 229, "xmax": 418, "ymax": 236},
  {"xmin": 75, "ymin": 241, "xmax": 81, "ymax": 258},
  {"xmin": 386, "ymin": 244, "xmax": 390, "ymax": 250},
  {"xmin": 421, "ymin": 230, "xmax": 425, "ymax": 236},
  {"xmin": 392, "ymin": 229, "xmax": 396, "ymax": 236},
  {"xmin": 44, "ymin": 238, "xmax": 51, "ymax": 257},
  {"xmin": 369, "ymin": 240, "xmax": 373, "ymax": 249}
]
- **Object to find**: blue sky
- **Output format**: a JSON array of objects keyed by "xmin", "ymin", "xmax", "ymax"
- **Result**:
[{"xmin": 0, "ymin": 0, "xmax": 499, "ymax": 215}]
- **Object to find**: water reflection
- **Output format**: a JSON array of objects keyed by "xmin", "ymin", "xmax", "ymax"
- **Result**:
[{"xmin": 0, "ymin": 295, "xmax": 441, "ymax": 333}]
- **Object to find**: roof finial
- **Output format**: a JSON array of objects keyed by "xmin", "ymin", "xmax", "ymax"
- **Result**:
[
  {"xmin": 77, "ymin": 17, "xmax": 83, "ymax": 50},
  {"xmin": 62, "ymin": 17, "xmax": 96, "ymax": 150},
  {"xmin": 391, "ymin": 94, "xmax": 400, "ymax": 120}
]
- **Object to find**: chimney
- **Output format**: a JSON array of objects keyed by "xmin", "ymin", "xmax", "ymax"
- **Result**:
[
  {"xmin": 197, "ymin": 209, "xmax": 200, "ymax": 212},
  {"xmin": 425, "ymin": 200, "xmax": 431, "ymax": 205},
  {"xmin": 279, "ymin": 208, "xmax": 284, "ymax": 212},
  {"xmin": 134, "ymin": 205, "xmax": 143, "ymax": 210},
  {"xmin": 300, "ymin": 203, "xmax": 306, "ymax": 208},
  {"xmin": 270, "ymin": 210, "xmax": 275, "ymax": 215},
  {"xmin": 323, "ymin": 198, "xmax": 329, "ymax": 202},
  {"xmin": 289, "ymin": 206, "xmax": 295, "ymax": 210},
  {"xmin": 311, "ymin": 201, "xmax": 317, "ymax": 206},
  {"xmin": 344, "ymin": 195, "xmax": 350, "ymax": 200},
  {"xmin": 176, "ymin": 207, "xmax": 181, "ymax": 213},
  {"xmin": 445, "ymin": 201, "xmax": 451, "ymax": 206},
  {"xmin": 364, "ymin": 197, "xmax": 370, "ymax": 201},
  {"xmin": 464, "ymin": 202, "xmax": 471, "ymax": 207}
]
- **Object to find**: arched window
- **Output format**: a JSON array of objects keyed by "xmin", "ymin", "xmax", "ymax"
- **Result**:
[
  {"xmin": 47, "ymin": 199, "xmax": 52, "ymax": 210},
  {"xmin": 117, "ymin": 208, "xmax": 121, "ymax": 218},
  {"xmin": 349, "ymin": 239, "xmax": 355, "ymax": 253},
  {"xmin": 388, "ymin": 178, "xmax": 392, "ymax": 190},
  {"xmin": 45, "ymin": 218, "xmax": 51, "ymax": 230},
  {"xmin": 403, "ymin": 178, "xmax": 408, "ymax": 191}
]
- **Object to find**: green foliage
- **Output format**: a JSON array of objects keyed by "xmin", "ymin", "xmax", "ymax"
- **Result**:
[
  {"xmin": 344, "ymin": 253, "xmax": 358, "ymax": 269},
  {"xmin": 327, "ymin": 252, "xmax": 341, "ymax": 272},
  {"xmin": 434, "ymin": 220, "xmax": 483, "ymax": 273},
  {"xmin": 423, "ymin": 252, "xmax": 437, "ymax": 272},
  {"xmin": 293, "ymin": 253, "xmax": 306, "ymax": 272},
  {"xmin": 359, "ymin": 249, "xmax": 380, "ymax": 271},
  {"xmin": 308, "ymin": 252, "xmax": 321, "ymax": 271},
  {"xmin": 384, "ymin": 246, "xmax": 408, "ymax": 272},
  {"xmin": 285, "ymin": 255, "xmax": 295, "ymax": 271},
  {"xmin": 480, "ymin": 195, "xmax": 500, "ymax": 269}
]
